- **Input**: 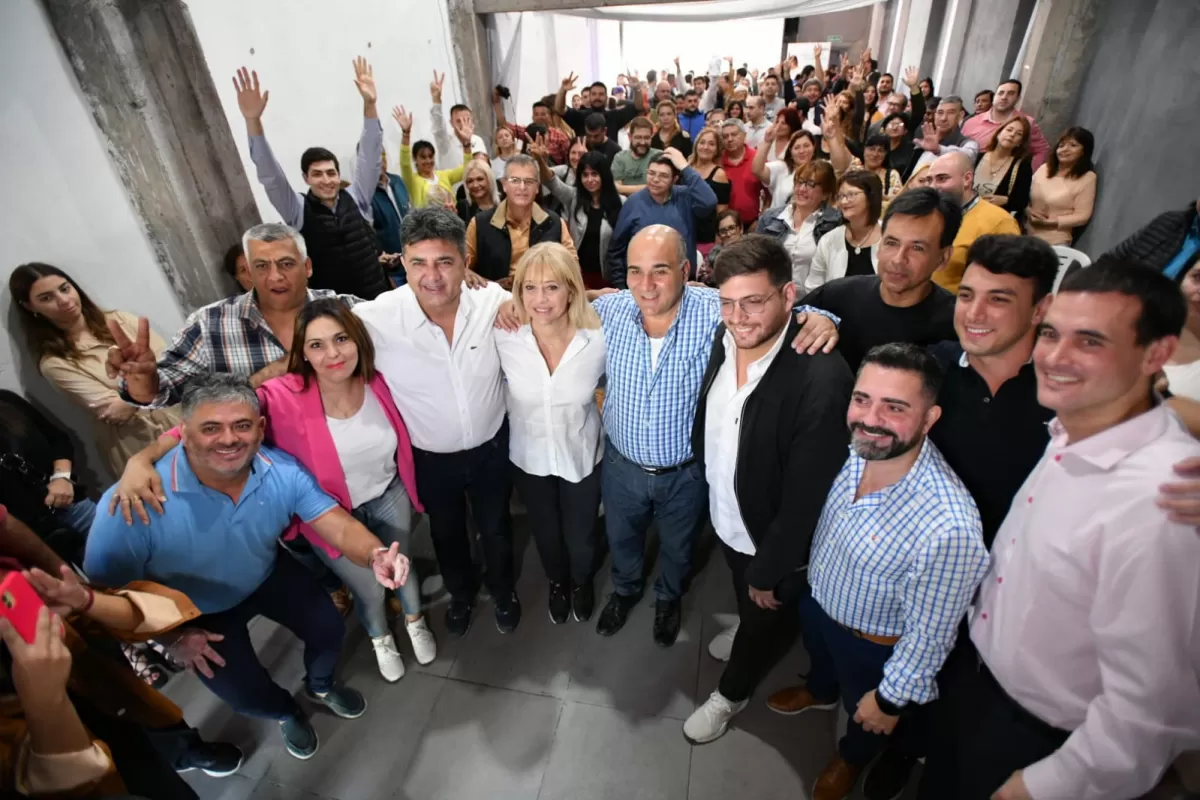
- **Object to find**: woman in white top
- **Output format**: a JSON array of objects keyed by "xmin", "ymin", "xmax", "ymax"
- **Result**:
[
  {"xmin": 490, "ymin": 127, "xmax": 523, "ymax": 180},
  {"xmin": 806, "ymin": 170, "xmax": 883, "ymax": 291},
  {"xmin": 755, "ymin": 160, "xmax": 839, "ymax": 288},
  {"xmin": 495, "ymin": 243, "xmax": 606, "ymax": 624},
  {"xmin": 1164, "ymin": 260, "xmax": 1200, "ymax": 400},
  {"xmin": 751, "ymin": 123, "xmax": 817, "ymax": 208}
]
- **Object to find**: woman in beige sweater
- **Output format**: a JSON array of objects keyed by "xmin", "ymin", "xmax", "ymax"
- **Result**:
[
  {"xmin": 1027, "ymin": 126, "xmax": 1097, "ymax": 246},
  {"xmin": 9, "ymin": 264, "xmax": 180, "ymax": 475}
]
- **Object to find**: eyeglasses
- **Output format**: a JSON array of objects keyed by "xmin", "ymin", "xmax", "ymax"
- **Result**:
[
  {"xmin": 505, "ymin": 177, "xmax": 539, "ymax": 188},
  {"xmin": 717, "ymin": 226, "xmax": 740, "ymax": 238},
  {"xmin": 837, "ymin": 192, "xmax": 865, "ymax": 203},
  {"xmin": 719, "ymin": 288, "xmax": 782, "ymax": 316},
  {"xmin": 795, "ymin": 179, "xmax": 818, "ymax": 190}
]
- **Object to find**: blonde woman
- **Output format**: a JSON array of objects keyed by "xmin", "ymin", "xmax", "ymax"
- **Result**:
[
  {"xmin": 688, "ymin": 127, "xmax": 731, "ymax": 252},
  {"xmin": 458, "ymin": 158, "xmax": 499, "ymax": 223},
  {"xmin": 902, "ymin": 163, "xmax": 934, "ymax": 192},
  {"xmin": 494, "ymin": 243, "xmax": 606, "ymax": 624}
]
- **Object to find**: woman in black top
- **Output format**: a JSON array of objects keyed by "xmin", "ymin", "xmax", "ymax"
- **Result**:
[
  {"xmin": 880, "ymin": 112, "xmax": 918, "ymax": 179},
  {"xmin": 651, "ymin": 99, "xmax": 692, "ymax": 158},
  {"xmin": 456, "ymin": 158, "xmax": 500, "ymax": 224},
  {"xmin": 689, "ymin": 127, "xmax": 732, "ymax": 251},
  {"xmin": 538, "ymin": 147, "xmax": 624, "ymax": 289},
  {"xmin": 974, "ymin": 116, "xmax": 1034, "ymax": 225}
]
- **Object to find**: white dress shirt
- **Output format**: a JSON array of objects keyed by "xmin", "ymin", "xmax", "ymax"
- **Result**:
[
  {"xmin": 704, "ymin": 325, "xmax": 788, "ymax": 555},
  {"xmin": 745, "ymin": 119, "xmax": 770, "ymax": 149},
  {"xmin": 494, "ymin": 325, "xmax": 607, "ymax": 482},
  {"xmin": 971, "ymin": 405, "xmax": 1200, "ymax": 800},
  {"xmin": 778, "ymin": 204, "xmax": 821, "ymax": 288},
  {"xmin": 353, "ymin": 282, "xmax": 509, "ymax": 453}
]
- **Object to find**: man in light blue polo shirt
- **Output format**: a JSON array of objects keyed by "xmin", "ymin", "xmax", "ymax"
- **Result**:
[{"xmin": 85, "ymin": 374, "xmax": 410, "ymax": 761}]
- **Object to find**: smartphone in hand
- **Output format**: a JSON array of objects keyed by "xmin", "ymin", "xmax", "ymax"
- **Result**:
[{"xmin": 0, "ymin": 572, "xmax": 47, "ymax": 644}]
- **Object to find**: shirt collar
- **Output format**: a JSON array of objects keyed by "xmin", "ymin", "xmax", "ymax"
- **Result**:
[
  {"xmin": 404, "ymin": 284, "xmax": 471, "ymax": 333},
  {"xmin": 169, "ymin": 445, "xmax": 273, "ymax": 497},
  {"xmin": 720, "ymin": 322, "xmax": 788, "ymax": 380},
  {"xmin": 1046, "ymin": 402, "xmax": 1172, "ymax": 471},
  {"xmin": 240, "ymin": 289, "xmax": 321, "ymax": 328},
  {"xmin": 957, "ymin": 349, "xmax": 1034, "ymax": 369},
  {"xmin": 847, "ymin": 436, "xmax": 937, "ymax": 502},
  {"xmin": 490, "ymin": 199, "xmax": 549, "ymax": 230}
]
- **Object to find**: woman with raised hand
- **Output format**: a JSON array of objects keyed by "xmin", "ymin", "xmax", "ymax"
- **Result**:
[{"xmin": 393, "ymin": 104, "xmax": 474, "ymax": 208}]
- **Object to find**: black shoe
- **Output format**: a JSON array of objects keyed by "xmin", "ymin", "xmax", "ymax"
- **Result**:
[
  {"xmin": 279, "ymin": 713, "xmax": 319, "ymax": 760},
  {"xmin": 495, "ymin": 592, "xmax": 522, "ymax": 634},
  {"xmin": 547, "ymin": 582, "xmax": 570, "ymax": 624},
  {"xmin": 571, "ymin": 582, "xmax": 595, "ymax": 622},
  {"xmin": 304, "ymin": 683, "xmax": 367, "ymax": 719},
  {"xmin": 652, "ymin": 598, "xmax": 682, "ymax": 647},
  {"xmin": 596, "ymin": 592, "xmax": 640, "ymax": 637},
  {"xmin": 445, "ymin": 597, "xmax": 474, "ymax": 637},
  {"xmin": 176, "ymin": 741, "xmax": 244, "ymax": 778},
  {"xmin": 863, "ymin": 749, "xmax": 917, "ymax": 800}
]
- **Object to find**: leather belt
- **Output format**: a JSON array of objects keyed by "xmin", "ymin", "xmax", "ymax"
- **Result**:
[
  {"xmin": 838, "ymin": 621, "xmax": 901, "ymax": 647},
  {"xmin": 636, "ymin": 458, "xmax": 696, "ymax": 476}
]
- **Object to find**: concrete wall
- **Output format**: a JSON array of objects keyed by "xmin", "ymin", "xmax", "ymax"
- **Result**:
[
  {"xmin": 947, "ymin": 0, "xmax": 1024, "ymax": 97},
  {"xmin": 790, "ymin": 5, "xmax": 874, "ymax": 57},
  {"xmin": 1, "ymin": 0, "xmax": 187, "ymax": 486},
  {"xmin": 1071, "ymin": 0, "xmax": 1200, "ymax": 255}
]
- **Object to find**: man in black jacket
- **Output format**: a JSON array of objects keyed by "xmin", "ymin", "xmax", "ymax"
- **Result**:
[
  {"xmin": 682, "ymin": 235, "xmax": 853, "ymax": 745},
  {"xmin": 1105, "ymin": 199, "xmax": 1200, "ymax": 278}
]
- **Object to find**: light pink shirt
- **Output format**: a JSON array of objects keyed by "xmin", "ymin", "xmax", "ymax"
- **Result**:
[
  {"xmin": 961, "ymin": 109, "xmax": 1050, "ymax": 170},
  {"xmin": 971, "ymin": 405, "xmax": 1200, "ymax": 799}
]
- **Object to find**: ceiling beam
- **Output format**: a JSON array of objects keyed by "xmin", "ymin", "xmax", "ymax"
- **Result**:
[{"xmin": 474, "ymin": 0, "xmax": 704, "ymax": 15}]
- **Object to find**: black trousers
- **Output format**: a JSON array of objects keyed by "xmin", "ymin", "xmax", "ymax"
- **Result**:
[
  {"xmin": 511, "ymin": 464, "xmax": 601, "ymax": 586},
  {"xmin": 718, "ymin": 544, "xmax": 804, "ymax": 702},
  {"xmin": 918, "ymin": 639, "xmax": 1070, "ymax": 799},
  {"xmin": 412, "ymin": 422, "xmax": 515, "ymax": 602}
]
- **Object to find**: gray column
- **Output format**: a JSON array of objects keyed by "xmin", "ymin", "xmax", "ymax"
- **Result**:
[
  {"xmin": 1022, "ymin": 0, "xmax": 1106, "ymax": 142},
  {"xmin": 448, "ymin": 0, "xmax": 497, "ymax": 135},
  {"xmin": 40, "ymin": 0, "xmax": 260, "ymax": 311},
  {"xmin": 946, "ymin": 0, "xmax": 1023, "ymax": 97}
]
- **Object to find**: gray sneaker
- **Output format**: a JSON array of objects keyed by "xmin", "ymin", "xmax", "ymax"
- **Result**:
[
  {"xmin": 304, "ymin": 684, "xmax": 366, "ymax": 719},
  {"xmin": 279, "ymin": 713, "xmax": 319, "ymax": 760}
]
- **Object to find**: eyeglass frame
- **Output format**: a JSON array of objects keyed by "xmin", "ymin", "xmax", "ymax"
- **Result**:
[
  {"xmin": 504, "ymin": 176, "xmax": 539, "ymax": 188},
  {"xmin": 718, "ymin": 286, "xmax": 785, "ymax": 316}
]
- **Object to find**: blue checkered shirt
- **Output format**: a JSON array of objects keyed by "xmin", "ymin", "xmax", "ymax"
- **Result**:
[
  {"xmin": 594, "ymin": 287, "xmax": 837, "ymax": 467},
  {"xmin": 809, "ymin": 439, "xmax": 989, "ymax": 705}
]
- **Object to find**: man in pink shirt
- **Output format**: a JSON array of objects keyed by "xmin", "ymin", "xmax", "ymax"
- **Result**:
[
  {"xmin": 719, "ymin": 119, "xmax": 765, "ymax": 229},
  {"xmin": 932, "ymin": 258, "xmax": 1200, "ymax": 799},
  {"xmin": 961, "ymin": 79, "xmax": 1050, "ymax": 170}
]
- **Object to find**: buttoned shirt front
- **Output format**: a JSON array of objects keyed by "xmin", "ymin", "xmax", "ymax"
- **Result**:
[
  {"xmin": 704, "ymin": 325, "xmax": 788, "ymax": 555},
  {"xmin": 779, "ymin": 204, "xmax": 822, "ymax": 287},
  {"xmin": 495, "ymin": 325, "xmax": 607, "ymax": 482},
  {"xmin": 971, "ymin": 405, "xmax": 1200, "ymax": 800},
  {"xmin": 353, "ymin": 283, "xmax": 509, "ymax": 453},
  {"xmin": 809, "ymin": 440, "xmax": 988, "ymax": 705}
]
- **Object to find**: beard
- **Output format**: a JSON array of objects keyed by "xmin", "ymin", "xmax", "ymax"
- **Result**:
[{"xmin": 849, "ymin": 423, "xmax": 921, "ymax": 461}]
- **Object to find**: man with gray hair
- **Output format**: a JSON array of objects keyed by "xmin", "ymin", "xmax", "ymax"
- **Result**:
[
  {"xmin": 909, "ymin": 95, "xmax": 978, "ymax": 174},
  {"xmin": 85, "ymin": 373, "xmax": 411, "ymax": 760},
  {"xmin": 720, "ymin": 118, "xmax": 766, "ymax": 229}
]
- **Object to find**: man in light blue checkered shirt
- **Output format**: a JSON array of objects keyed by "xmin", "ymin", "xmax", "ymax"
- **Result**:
[
  {"xmin": 591, "ymin": 225, "xmax": 840, "ymax": 647},
  {"xmin": 765, "ymin": 342, "xmax": 988, "ymax": 800}
]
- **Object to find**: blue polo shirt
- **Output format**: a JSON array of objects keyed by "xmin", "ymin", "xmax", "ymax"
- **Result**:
[{"xmin": 85, "ymin": 444, "xmax": 338, "ymax": 614}]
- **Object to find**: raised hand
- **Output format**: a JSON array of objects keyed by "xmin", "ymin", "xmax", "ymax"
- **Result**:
[
  {"xmin": 560, "ymin": 72, "xmax": 578, "ymax": 92},
  {"xmin": 527, "ymin": 132, "xmax": 549, "ymax": 162},
  {"xmin": 903, "ymin": 65, "xmax": 919, "ymax": 89},
  {"xmin": 352, "ymin": 56, "xmax": 376, "ymax": 104},
  {"xmin": 232, "ymin": 67, "xmax": 269, "ymax": 120},
  {"xmin": 662, "ymin": 147, "xmax": 689, "ymax": 170},
  {"xmin": 452, "ymin": 112, "xmax": 475, "ymax": 146},
  {"xmin": 674, "ymin": 55, "xmax": 681, "ymax": 67},
  {"xmin": 751, "ymin": 68, "xmax": 760, "ymax": 80},
  {"xmin": 392, "ymin": 105, "xmax": 413, "ymax": 133},
  {"xmin": 430, "ymin": 70, "xmax": 445, "ymax": 105},
  {"xmin": 105, "ymin": 316, "xmax": 156, "ymax": 379},
  {"xmin": 919, "ymin": 121, "xmax": 939, "ymax": 150},
  {"xmin": 813, "ymin": 43, "xmax": 824, "ymax": 64}
]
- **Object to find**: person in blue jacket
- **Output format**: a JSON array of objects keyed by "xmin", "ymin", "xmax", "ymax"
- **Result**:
[{"xmin": 370, "ymin": 150, "xmax": 411, "ymax": 285}]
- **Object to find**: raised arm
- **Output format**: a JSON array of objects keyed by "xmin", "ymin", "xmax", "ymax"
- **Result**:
[
  {"xmin": 347, "ymin": 56, "xmax": 382, "ymax": 218},
  {"xmin": 821, "ymin": 109, "xmax": 853, "ymax": 176},
  {"xmin": 393, "ymin": 106, "xmax": 419, "ymax": 197},
  {"xmin": 781, "ymin": 56, "xmax": 797, "ymax": 104},
  {"xmin": 671, "ymin": 149, "xmax": 718, "ymax": 215},
  {"xmin": 554, "ymin": 72, "xmax": 577, "ymax": 116},
  {"xmin": 235, "ymin": 67, "xmax": 304, "ymax": 228},
  {"xmin": 428, "ymin": 71, "xmax": 458, "ymax": 168},
  {"xmin": 528, "ymin": 133, "xmax": 559, "ymax": 187}
]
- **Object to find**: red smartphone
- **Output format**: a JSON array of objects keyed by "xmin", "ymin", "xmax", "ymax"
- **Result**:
[{"xmin": 0, "ymin": 572, "xmax": 46, "ymax": 644}]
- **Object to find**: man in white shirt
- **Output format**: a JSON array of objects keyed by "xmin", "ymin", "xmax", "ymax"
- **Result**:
[
  {"xmin": 682, "ymin": 235, "xmax": 853, "ymax": 745},
  {"xmin": 429, "ymin": 71, "xmax": 488, "ymax": 172},
  {"xmin": 743, "ymin": 96, "xmax": 771, "ymax": 149},
  {"xmin": 351, "ymin": 208, "xmax": 517, "ymax": 638},
  {"xmin": 923, "ymin": 259, "xmax": 1200, "ymax": 800}
]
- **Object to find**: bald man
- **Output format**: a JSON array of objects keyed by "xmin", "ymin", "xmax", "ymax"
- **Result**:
[{"xmin": 927, "ymin": 152, "xmax": 1019, "ymax": 292}]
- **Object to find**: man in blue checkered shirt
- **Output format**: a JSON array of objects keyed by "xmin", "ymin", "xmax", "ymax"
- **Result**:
[
  {"xmin": 765, "ymin": 342, "xmax": 989, "ymax": 800},
  {"xmin": 592, "ymin": 225, "xmax": 841, "ymax": 647}
]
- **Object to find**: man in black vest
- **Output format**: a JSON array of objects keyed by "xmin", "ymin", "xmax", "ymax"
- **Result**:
[
  {"xmin": 236, "ymin": 57, "xmax": 392, "ymax": 300},
  {"xmin": 464, "ymin": 154, "xmax": 576, "ymax": 289},
  {"xmin": 683, "ymin": 235, "xmax": 853, "ymax": 745}
]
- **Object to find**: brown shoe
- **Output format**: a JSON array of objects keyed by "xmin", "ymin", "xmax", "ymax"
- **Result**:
[
  {"xmin": 330, "ymin": 587, "xmax": 354, "ymax": 618},
  {"xmin": 765, "ymin": 684, "xmax": 839, "ymax": 715},
  {"xmin": 813, "ymin": 756, "xmax": 862, "ymax": 800}
]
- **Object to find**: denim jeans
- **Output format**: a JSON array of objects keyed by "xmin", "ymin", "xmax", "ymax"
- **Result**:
[
  {"xmin": 313, "ymin": 478, "xmax": 420, "ymax": 638},
  {"xmin": 54, "ymin": 496, "xmax": 97, "ymax": 534},
  {"xmin": 600, "ymin": 438, "xmax": 708, "ymax": 602}
]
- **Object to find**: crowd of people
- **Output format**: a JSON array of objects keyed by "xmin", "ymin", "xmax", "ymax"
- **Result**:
[{"xmin": 1, "ymin": 44, "xmax": 1198, "ymax": 800}]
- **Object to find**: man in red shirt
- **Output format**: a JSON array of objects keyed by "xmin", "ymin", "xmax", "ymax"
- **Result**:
[{"xmin": 720, "ymin": 119, "xmax": 765, "ymax": 228}]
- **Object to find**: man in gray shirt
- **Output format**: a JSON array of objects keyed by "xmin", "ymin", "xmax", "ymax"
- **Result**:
[
  {"xmin": 612, "ymin": 117, "xmax": 662, "ymax": 196},
  {"xmin": 232, "ymin": 57, "xmax": 392, "ymax": 299}
]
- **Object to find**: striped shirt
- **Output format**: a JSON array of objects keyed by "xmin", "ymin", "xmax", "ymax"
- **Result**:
[
  {"xmin": 126, "ymin": 289, "xmax": 359, "ymax": 408},
  {"xmin": 809, "ymin": 439, "xmax": 989, "ymax": 705}
]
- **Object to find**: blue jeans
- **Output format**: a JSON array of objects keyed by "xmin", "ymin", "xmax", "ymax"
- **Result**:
[
  {"xmin": 314, "ymin": 478, "xmax": 420, "ymax": 638},
  {"xmin": 600, "ymin": 439, "xmax": 708, "ymax": 602},
  {"xmin": 54, "ymin": 496, "xmax": 97, "ymax": 534}
]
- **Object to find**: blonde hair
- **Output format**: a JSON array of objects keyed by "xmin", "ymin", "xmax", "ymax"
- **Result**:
[
  {"xmin": 426, "ymin": 185, "xmax": 455, "ymax": 209},
  {"xmin": 688, "ymin": 127, "xmax": 724, "ymax": 166},
  {"xmin": 463, "ymin": 159, "xmax": 500, "ymax": 206},
  {"xmin": 903, "ymin": 163, "xmax": 934, "ymax": 193},
  {"xmin": 511, "ymin": 243, "xmax": 600, "ymax": 330}
]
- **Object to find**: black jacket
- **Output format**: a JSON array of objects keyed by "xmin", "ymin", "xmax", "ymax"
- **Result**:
[
  {"xmin": 472, "ymin": 202, "xmax": 565, "ymax": 282},
  {"xmin": 302, "ymin": 190, "xmax": 390, "ymax": 299},
  {"xmin": 1106, "ymin": 202, "xmax": 1199, "ymax": 273},
  {"xmin": 691, "ymin": 318, "xmax": 854, "ymax": 590}
]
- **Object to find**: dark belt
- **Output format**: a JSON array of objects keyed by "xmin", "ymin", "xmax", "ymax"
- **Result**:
[{"xmin": 635, "ymin": 458, "xmax": 696, "ymax": 476}]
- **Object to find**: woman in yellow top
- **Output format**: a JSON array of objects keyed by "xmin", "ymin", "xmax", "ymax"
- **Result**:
[
  {"xmin": 392, "ymin": 104, "xmax": 476, "ymax": 208},
  {"xmin": 9, "ymin": 264, "xmax": 179, "ymax": 476}
]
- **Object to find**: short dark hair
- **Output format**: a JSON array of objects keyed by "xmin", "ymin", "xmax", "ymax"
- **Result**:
[
  {"xmin": 695, "ymin": 75, "xmax": 710, "ymax": 89},
  {"xmin": 880, "ymin": 111, "xmax": 912, "ymax": 133},
  {"xmin": 880, "ymin": 72, "xmax": 894, "ymax": 81},
  {"xmin": 716, "ymin": 208, "xmax": 742, "ymax": 230},
  {"xmin": 412, "ymin": 140, "xmax": 435, "ymax": 160},
  {"xmin": 712, "ymin": 234, "xmax": 792, "ymax": 288},
  {"xmin": 1058, "ymin": 258, "xmax": 1187, "ymax": 345},
  {"xmin": 449, "ymin": 103, "xmax": 471, "ymax": 118},
  {"xmin": 998, "ymin": 78, "xmax": 1023, "ymax": 95},
  {"xmin": 761, "ymin": 73, "xmax": 779, "ymax": 85},
  {"xmin": 531, "ymin": 100, "xmax": 550, "ymax": 113},
  {"xmin": 881, "ymin": 187, "xmax": 963, "ymax": 248},
  {"xmin": 301, "ymin": 147, "xmax": 339, "ymax": 176},
  {"xmin": 864, "ymin": 134, "xmax": 890, "ymax": 150},
  {"xmin": 859, "ymin": 342, "xmax": 944, "ymax": 402},
  {"xmin": 705, "ymin": 109, "xmax": 724, "ymax": 122},
  {"xmin": 965, "ymin": 234, "xmax": 1059, "ymax": 302},
  {"xmin": 974, "ymin": 89, "xmax": 995, "ymax": 102},
  {"xmin": 222, "ymin": 243, "xmax": 244, "ymax": 280},
  {"xmin": 840, "ymin": 170, "xmax": 884, "ymax": 225},
  {"xmin": 649, "ymin": 154, "xmax": 679, "ymax": 179},
  {"xmin": 683, "ymin": 89, "xmax": 699, "ymax": 99},
  {"xmin": 591, "ymin": 81, "xmax": 607, "ymax": 92},
  {"xmin": 584, "ymin": 112, "xmax": 606, "ymax": 132},
  {"xmin": 629, "ymin": 116, "xmax": 654, "ymax": 134},
  {"xmin": 400, "ymin": 206, "xmax": 467, "ymax": 258}
]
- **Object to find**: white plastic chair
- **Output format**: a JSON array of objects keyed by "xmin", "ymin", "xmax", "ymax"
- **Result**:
[{"xmin": 1052, "ymin": 246, "xmax": 1092, "ymax": 294}]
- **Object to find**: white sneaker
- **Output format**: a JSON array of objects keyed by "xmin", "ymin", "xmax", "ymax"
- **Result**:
[
  {"xmin": 707, "ymin": 621, "xmax": 740, "ymax": 662},
  {"xmin": 683, "ymin": 690, "xmax": 748, "ymax": 744},
  {"xmin": 371, "ymin": 634, "xmax": 405, "ymax": 682},
  {"xmin": 406, "ymin": 617, "xmax": 438, "ymax": 666}
]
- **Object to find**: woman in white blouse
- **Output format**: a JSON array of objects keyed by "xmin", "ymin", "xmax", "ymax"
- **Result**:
[
  {"xmin": 495, "ymin": 243, "xmax": 606, "ymax": 625},
  {"xmin": 806, "ymin": 170, "xmax": 883, "ymax": 291}
]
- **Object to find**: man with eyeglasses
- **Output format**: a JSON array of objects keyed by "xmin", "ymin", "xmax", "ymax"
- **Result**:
[
  {"xmin": 683, "ymin": 234, "xmax": 853, "ymax": 745},
  {"xmin": 465, "ymin": 154, "xmax": 576, "ymax": 289}
]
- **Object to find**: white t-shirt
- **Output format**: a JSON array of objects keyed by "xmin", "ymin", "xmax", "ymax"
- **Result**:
[
  {"xmin": 326, "ymin": 390, "xmax": 399, "ymax": 508},
  {"xmin": 765, "ymin": 160, "xmax": 794, "ymax": 207},
  {"xmin": 649, "ymin": 336, "xmax": 666, "ymax": 372}
]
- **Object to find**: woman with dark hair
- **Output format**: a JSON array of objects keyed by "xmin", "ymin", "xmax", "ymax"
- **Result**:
[
  {"xmin": 725, "ymin": 100, "xmax": 745, "ymax": 121},
  {"xmin": 974, "ymin": 116, "xmax": 1034, "ymax": 223},
  {"xmin": 880, "ymin": 111, "xmax": 917, "ymax": 176},
  {"xmin": 393, "ymin": 105, "xmax": 473, "ymax": 208},
  {"xmin": 862, "ymin": 134, "xmax": 903, "ymax": 207},
  {"xmin": 1028, "ymin": 126, "xmax": 1097, "ymax": 246},
  {"xmin": 807, "ymin": 170, "xmax": 883, "ymax": 289},
  {"xmin": 753, "ymin": 123, "xmax": 818, "ymax": 208},
  {"xmin": 919, "ymin": 77, "xmax": 935, "ymax": 100},
  {"xmin": 755, "ymin": 160, "xmax": 843, "ymax": 287},
  {"xmin": 222, "ymin": 243, "xmax": 251, "ymax": 292},
  {"xmin": 538, "ymin": 147, "xmax": 625, "ymax": 288},
  {"xmin": 859, "ymin": 82, "xmax": 882, "ymax": 141},
  {"xmin": 698, "ymin": 209, "xmax": 744, "ymax": 284},
  {"xmin": 9, "ymin": 263, "xmax": 180, "ymax": 476},
  {"xmin": 117, "ymin": 299, "xmax": 435, "ymax": 681}
]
